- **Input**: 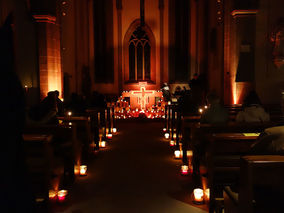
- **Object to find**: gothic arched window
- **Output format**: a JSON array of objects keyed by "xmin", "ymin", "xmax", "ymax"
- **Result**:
[{"xmin": 129, "ymin": 26, "xmax": 151, "ymax": 81}]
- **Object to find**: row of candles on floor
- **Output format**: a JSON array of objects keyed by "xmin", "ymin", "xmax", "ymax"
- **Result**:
[
  {"xmin": 115, "ymin": 109, "xmax": 165, "ymax": 119},
  {"xmin": 48, "ymin": 124, "xmax": 118, "ymax": 203},
  {"xmin": 163, "ymin": 128, "xmax": 210, "ymax": 204}
]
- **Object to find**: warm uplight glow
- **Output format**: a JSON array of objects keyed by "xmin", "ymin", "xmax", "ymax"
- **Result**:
[
  {"xmin": 193, "ymin": 188, "xmax": 204, "ymax": 203},
  {"xmin": 107, "ymin": 133, "xmax": 112, "ymax": 139},
  {"xmin": 67, "ymin": 111, "xmax": 72, "ymax": 116},
  {"xmin": 74, "ymin": 165, "xmax": 80, "ymax": 175},
  {"xmin": 181, "ymin": 165, "xmax": 189, "ymax": 175},
  {"xmin": 100, "ymin": 141, "xmax": 106, "ymax": 148},
  {"xmin": 80, "ymin": 165, "xmax": 87, "ymax": 176},
  {"xmin": 174, "ymin": 150, "xmax": 181, "ymax": 158},
  {"xmin": 57, "ymin": 190, "xmax": 68, "ymax": 202},
  {"xmin": 49, "ymin": 190, "xmax": 57, "ymax": 200},
  {"xmin": 112, "ymin": 128, "xmax": 117, "ymax": 133},
  {"xmin": 165, "ymin": 133, "xmax": 169, "ymax": 139},
  {"xmin": 170, "ymin": 140, "xmax": 175, "ymax": 146}
]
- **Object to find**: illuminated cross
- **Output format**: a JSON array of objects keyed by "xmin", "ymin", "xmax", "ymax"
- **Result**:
[{"xmin": 131, "ymin": 85, "xmax": 154, "ymax": 110}]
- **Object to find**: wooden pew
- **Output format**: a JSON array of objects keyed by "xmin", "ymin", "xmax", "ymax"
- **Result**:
[
  {"xmin": 24, "ymin": 124, "xmax": 79, "ymax": 181},
  {"xmin": 187, "ymin": 122, "xmax": 276, "ymax": 212},
  {"xmin": 224, "ymin": 155, "xmax": 284, "ymax": 213},
  {"xmin": 23, "ymin": 134, "xmax": 55, "ymax": 203},
  {"xmin": 206, "ymin": 133, "xmax": 259, "ymax": 212},
  {"xmin": 58, "ymin": 115, "xmax": 92, "ymax": 159}
]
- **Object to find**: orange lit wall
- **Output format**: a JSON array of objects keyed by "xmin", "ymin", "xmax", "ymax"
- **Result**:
[{"xmin": 34, "ymin": 15, "xmax": 63, "ymax": 99}]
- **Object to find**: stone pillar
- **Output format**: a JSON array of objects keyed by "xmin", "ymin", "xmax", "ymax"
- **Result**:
[{"xmin": 32, "ymin": 2, "xmax": 62, "ymax": 99}]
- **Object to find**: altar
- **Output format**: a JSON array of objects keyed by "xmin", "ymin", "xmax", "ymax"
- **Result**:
[{"xmin": 122, "ymin": 82, "xmax": 163, "ymax": 110}]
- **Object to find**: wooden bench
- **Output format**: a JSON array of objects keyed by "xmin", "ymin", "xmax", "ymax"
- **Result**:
[
  {"xmin": 188, "ymin": 122, "xmax": 276, "ymax": 212},
  {"xmin": 23, "ymin": 134, "xmax": 55, "ymax": 203},
  {"xmin": 58, "ymin": 115, "xmax": 92, "ymax": 158},
  {"xmin": 24, "ymin": 124, "xmax": 79, "ymax": 181},
  {"xmin": 224, "ymin": 155, "xmax": 284, "ymax": 213}
]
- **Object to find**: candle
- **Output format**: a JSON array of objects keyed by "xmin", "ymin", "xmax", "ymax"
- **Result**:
[
  {"xmin": 181, "ymin": 165, "xmax": 189, "ymax": 175},
  {"xmin": 100, "ymin": 141, "xmax": 106, "ymax": 148},
  {"xmin": 49, "ymin": 190, "xmax": 57, "ymax": 201},
  {"xmin": 170, "ymin": 140, "xmax": 175, "ymax": 146},
  {"xmin": 187, "ymin": 150, "xmax": 193, "ymax": 157},
  {"xmin": 74, "ymin": 165, "xmax": 80, "ymax": 175},
  {"xmin": 163, "ymin": 128, "xmax": 166, "ymax": 132},
  {"xmin": 57, "ymin": 190, "xmax": 68, "ymax": 202},
  {"xmin": 205, "ymin": 188, "xmax": 210, "ymax": 200},
  {"xmin": 80, "ymin": 165, "xmax": 87, "ymax": 176},
  {"xmin": 193, "ymin": 188, "xmax": 204, "ymax": 203},
  {"xmin": 107, "ymin": 133, "xmax": 112, "ymax": 139},
  {"xmin": 112, "ymin": 128, "xmax": 117, "ymax": 133},
  {"xmin": 173, "ymin": 133, "xmax": 177, "ymax": 139},
  {"xmin": 67, "ymin": 111, "xmax": 72, "ymax": 116},
  {"xmin": 199, "ymin": 108, "xmax": 203, "ymax": 113},
  {"xmin": 165, "ymin": 133, "xmax": 169, "ymax": 139},
  {"xmin": 174, "ymin": 150, "xmax": 181, "ymax": 158}
]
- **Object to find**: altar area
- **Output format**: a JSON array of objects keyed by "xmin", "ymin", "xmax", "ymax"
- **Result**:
[{"xmin": 115, "ymin": 82, "xmax": 165, "ymax": 119}]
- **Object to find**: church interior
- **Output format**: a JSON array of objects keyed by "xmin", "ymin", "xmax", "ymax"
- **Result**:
[{"xmin": 1, "ymin": 0, "xmax": 284, "ymax": 212}]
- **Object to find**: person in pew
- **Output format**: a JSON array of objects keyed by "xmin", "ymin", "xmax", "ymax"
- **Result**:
[
  {"xmin": 200, "ymin": 92, "xmax": 229, "ymax": 124},
  {"xmin": 54, "ymin": 90, "xmax": 64, "ymax": 116},
  {"xmin": 236, "ymin": 90, "xmax": 270, "ymax": 123},
  {"xmin": 161, "ymin": 82, "xmax": 171, "ymax": 102},
  {"xmin": 249, "ymin": 125, "xmax": 284, "ymax": 154},
  {"xmin": 27, "ymin": 91, "xmax": 59, "ymax": 125}
]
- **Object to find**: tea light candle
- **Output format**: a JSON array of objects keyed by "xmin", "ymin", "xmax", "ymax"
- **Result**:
[
  {"xmin": 170, "ymin": 140, "xmax": 175, "ymax": 146},
  {"xmin": 173, "ymin": 133, "xmax": 177, "ymax": 139},
  {"xmin": 74, "ymin": 165, "xmax": 80, "ymax": 175},
  {"xmin": 112, "ymin": 128, "xmax": 117, "ymax": 133},
  {"xmin": 49, "ymin": 190, "xmax": 57, "ymax": 201},
  {"xmin": 163, "ymin": 128, "xmax": 167, "ymax": 132},
  {"xmin": 107, "ymin": 133, "xmax": 112, "ymax": 139},
  {"xmin": 193, "ymin": 188, "xmax": 204, "ymax": 203},
  {"xmin": 199, "ymin": 108, "xmax": 203, "ymax": 113},
  {"xmin": 181, "ymin": 165, "xmax": 189, "ymax": 175},
  {"xmin": 57, "ymin": 190, "xmax": 68, "ymax": 202},
  {"xmin": 165, "ymin": 133, "xmax": 169, "ymax": 139},
  {"xmin": 100, "ymin": 141, "xmax": 106, "ymax": 148},
  {"xmin": 80, "ymin": 165, "xmax": 87, "ymax": 176},
  {"xmin": 174, "ymin": 150, "xmax": 181, "ymax": 158},
  {"xmin": 205, "ymin": 188, "xmax": 210, "ymax": 200},
  {"xmin": 187, "ymin": 150, "xmax": 193, "ymax": 157},
  {"xmin": 67, "ymin": 111, "xmax": 72, "ymax": 116}
]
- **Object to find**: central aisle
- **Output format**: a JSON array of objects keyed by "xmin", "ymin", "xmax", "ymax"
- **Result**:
[{"xmin": 58, "ymin": 120, "xmax": 206, "ymax": 213}]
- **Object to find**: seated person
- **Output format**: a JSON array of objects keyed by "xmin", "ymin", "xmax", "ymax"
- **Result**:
[
  {"xmin": 27, "ymin": 91, "xmax": 59, "ymax": 125},
  {"xmin": 236, "ymin": 90, "xmax": 270, "ymax": 123},
  {"xmin": 200, "ymin": 92, "xmax": 229, "ymax": 124},
  {"xmin": 250, "ymin": 125, "xmax": 284, "ymax": 154}
]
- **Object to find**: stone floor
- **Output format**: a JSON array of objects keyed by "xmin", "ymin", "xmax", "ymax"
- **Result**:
[{"xmin": 53, "ymin": 120, "xmax": 207, "ymax": 213}]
